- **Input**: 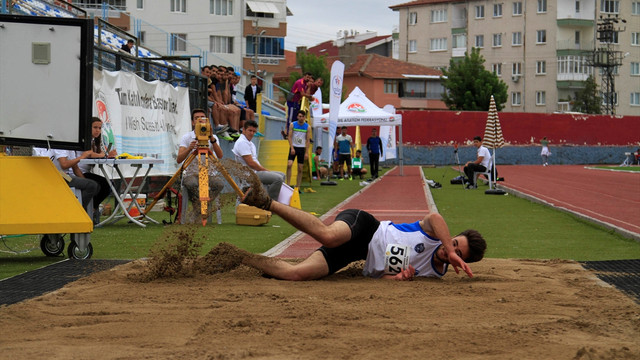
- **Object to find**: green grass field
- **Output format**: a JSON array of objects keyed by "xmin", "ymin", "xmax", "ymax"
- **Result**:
[{"xmin": 1, "ymin": 166, "xmax": 638, "ymax": 280}]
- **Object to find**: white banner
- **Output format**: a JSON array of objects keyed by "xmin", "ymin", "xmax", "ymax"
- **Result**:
[
  {"xmin": 379, "ymin": 125, "xmax": 396, "ymax": 161},
  {"xmin": 327, "ymin": 61, "xmax": 345, "ymax": 163},
  {"xmin": 310, "ymin": 87, "xmax": 323, "ymax": 119},
  {"xmin": 93, "ymin": 69, "xmax": 192, "ymax": 177}
]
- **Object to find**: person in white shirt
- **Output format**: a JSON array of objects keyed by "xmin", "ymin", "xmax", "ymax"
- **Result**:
[
  {"xmin": 463, "ymin": 136, "xmax": 492, "ymax": 189},
  {"xmin": 232, "ymin": 120, "xmax": 284, "ymax": 200},
  {"xmin": 33, "ymin": 147, "xmax": 99, "ymax": 215},
  {"xmin": 222, "ymin": 187, "xmax": 486, "ymax": 281},
  {"xmin": 176, "ymin": 109, "xmax": 225, "ymax": 223}
]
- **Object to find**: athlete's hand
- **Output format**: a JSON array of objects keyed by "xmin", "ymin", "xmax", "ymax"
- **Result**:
[
  {"xmin": 448, "ymin": 252, "xmax": 473, "ymax": 278},
  {"xmin": 393, "ymin": 265, "xmax": 415, "ymax": 281}
]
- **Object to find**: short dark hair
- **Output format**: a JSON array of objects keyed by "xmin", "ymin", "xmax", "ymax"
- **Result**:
[
  {"xmin": 127, "ymin": 39, "xmax": 134, "ymax": 44},
  {"xmin": 341, "ymin": 126, "xmax": 347, "ymax": 130},
  {"xmin": 244, "ymin": 120, "xmax": 259, "ymax": 129},
  {"xmin": 458, "ymin": 229, "xmax": 486, "ymax": 263},
  {"xmin": 191, "ymin": 108, "xmax": 206, "ymax": 120},
  {"xmin": 250, "ymin": 75, "xmax": 257, "ymax": 79},
  {"xmin": 316, "ymin": 146, "xmax": 323, "ymax": 150},
  {"xmin": 304, "ymin": 72, "xmax": 313, "ymax": 77},
  {"xmin": 297, "ymin": 110, "xmax": 306, "ymax": 117},
  {"xmin": 473, "ymin": 136, "xmax": 482, "ymax": 142}
]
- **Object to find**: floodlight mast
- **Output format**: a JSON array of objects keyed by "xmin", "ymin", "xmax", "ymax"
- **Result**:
[{"xmin": 592, "ymin": 14, "xmax": 626, "ymax": 115}]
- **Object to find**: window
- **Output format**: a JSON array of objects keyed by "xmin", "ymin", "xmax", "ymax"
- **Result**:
[
  {"xmin": 512, "ymin": 32, "xmax": 522, "ymax": 46},
  {"xmin": 210, "ymin": 36, "xmax": 233, "ymax": 53},
  {"xmin": 631, "ymin": 62, "xmax": 640, "ymax": 75},
  {"xmin": 537, "ymin": 0, "xmax": 547, "ymax": 13},
  {"xmin": 633, "ymin": 2, "xmax": 640, "ymax": 15},
  {"xmin": 513, "ymin": 2, "xmax": 522, "ymax": 15},
  {"xmin": 512, "ymin": 62, "xmax": 522, "ymax": 75},
  {"xmin": 575, "ymin": 31, "xmax": 581, "ymax": 45},
  {"xmin": 536, "ymin": 60, "xmax": 546, "ymax": 74},
  {"xmin": 631, "ymin": 93, "xmax": 640, "ymax": 106},
  {"xmin": 430, "ymin": 38, "xmax": 448, "ymax": 51},
  {"xmin": 384, "ymin": 80, "xmax": 398, "ymax": 94},
  {"xmin": 536, "ymin": 91, "xmax": 546, "ymax": 105},
  {"xmin": 137, "ymin": 0, "xmax": 143, "ymax": 10},
  {"xmin": 246, "ymin": 36, "xmax": 284, "ymax": 57},
  {"xmin": 512, "ymin": 92, "xmax": 522, "ymax": 106},
  {"xmin": 171, "ymin": 0, "xmax": 186, "ymax": 13},
  {"xmin": 172, "ymin": 33, "xmax": 187, "ymax": 51},
  {"xmin": 405, "ymin": 80, "xmax": 426, "ymax": 97},
  {"xmin": 492, "ymin": 63, "xmax": 502, "ymax": 75},
  {"xmin": 557, "ymin": 56, "xmax": 592, "ymax": 76},
  {"xmin": 210, "ymin": 0, "xmax": 233, "ymax": 15},
  {"xmin": 139, "ymin": 31, "xmax": 146, "ymax": 44},
  {"xmin": 536, "ymin": 30, "xmax": 547, "ymax": 44},
  {"xmin": 632, "ymin": 32, "xmax": 640, "ymax": 46},
  {"xmin": 575, "ymin": 0, "xmax": 580, "ymax": 12},
  {"xmin": 475, "ymin": 5, "xmax": 484, "ymax": 18},
  {"xmin": 493, "ymin": 4, "xmax": 503, "ymax": 17},
  {"xmin": 452, "ymin": 34, "xmax": 466, "ymax": 48},
  {"xmin": 409, "ymin": 40, "xmax": 417, "ymax": 53},
  {"xmin": 431, "ymin": 9, "xmax": 447, "ymax": 23},
  {"xmin": 426, "ymin": 81, "xmax": 445, "ymax": 99},
  {"xmin": 493, "ymin": 33, "xmax": 502, "ymax": 47},
  {"xmin": 601, "ymin": 92, "xmax": 618, "ymax": 106},
  {"xmin": 409, "ymin": 11, "xmax": 418, "ymax": 25},
  {"xmin": 600, "ymin": 0, "xmax": 619, "ymax": 14},
  {"xmin": 475, "ymin": 35, "xmax": 484, "ymax": 48}
]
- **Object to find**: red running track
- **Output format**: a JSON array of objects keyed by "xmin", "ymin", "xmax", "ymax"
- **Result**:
[
  {"xmin": 496, "ymin": 165, "xmax": 639, "ymax": 238},
  {"xmin": 271, "ymin": 166, "xmax": 432, "ymax": 258}
]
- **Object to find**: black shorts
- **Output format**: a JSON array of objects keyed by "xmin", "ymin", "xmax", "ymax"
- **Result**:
[
  {"xmin": 352, "ymin": 168, "xmax": 363, "ymax": 175},
  {"xmin": 338, "ymin": 154, "xmax": 351, "ymax": 167},
  {"xmin": 287, "ymin": 147, "xmax": 306, "ymax": 164},
  {"xmin": 317, "ymin": 209, "xmax": 380, "ymax": 275}
]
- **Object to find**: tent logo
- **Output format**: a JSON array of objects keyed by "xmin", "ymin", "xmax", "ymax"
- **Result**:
[{"xmin": 347, "ymin": 103, "xmax": 366, "ymax": 113}]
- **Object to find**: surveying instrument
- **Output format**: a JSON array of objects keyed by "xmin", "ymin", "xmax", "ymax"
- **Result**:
[{"xmin": 144, "ymin": 117, "xmax": 245, "ymax": 226}]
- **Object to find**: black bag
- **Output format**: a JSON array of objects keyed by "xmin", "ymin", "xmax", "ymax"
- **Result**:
[{"xmin": 450, "ymin": 175, "xmax": 465, "ymax": 185}]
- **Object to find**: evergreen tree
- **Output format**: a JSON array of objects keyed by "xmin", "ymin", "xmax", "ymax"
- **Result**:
[
  {"xmin": 441, "ymin": 48, "xmax": 508, "ymax": 111},
  {"xmin": 571, "ymin": 76, "xmax": 601, "ymax": 114}
]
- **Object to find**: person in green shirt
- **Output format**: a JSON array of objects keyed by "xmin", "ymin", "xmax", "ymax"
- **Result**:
[
  {"xmin": 351, "ymin": 149, "xmax": 368, "ymax": 179},
  {"xmin": 311, "ymin": 146, "xmax": 328, "ymax": 180}
]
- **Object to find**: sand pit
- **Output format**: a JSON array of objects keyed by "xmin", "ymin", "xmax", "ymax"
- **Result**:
[{"xmin": 0, "ymin": 249, "xmax": 638, "ymax": 359}]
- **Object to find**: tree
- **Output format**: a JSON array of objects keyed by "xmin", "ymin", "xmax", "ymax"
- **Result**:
[
  {"xmin": 571, "ymin": 75, "xmax": 601, "ymax": 114},
  {"xmin": 279, "ymin": 51, "xmax": 330, "ymax": 103},
  {"xmin": 441, "ymin": 48, "xmax": 508, "ymax": 111}
]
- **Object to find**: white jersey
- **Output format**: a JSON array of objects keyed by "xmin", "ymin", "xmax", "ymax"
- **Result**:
[
  {"xmin": 478, "ymin": 146, "xmax": 492, "ymax": 169},
  {"xmin": 179, "ymin": 131, "xmax": 220, "ymax": 176},
  {"xmin": 363, "ymin": 221, "xmax": 447, "ymax": 278}
]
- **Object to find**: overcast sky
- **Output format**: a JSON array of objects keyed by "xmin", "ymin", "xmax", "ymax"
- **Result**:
[{"xmin": 285, "ymin": 0, "xmax": 401, "ymax": 51}]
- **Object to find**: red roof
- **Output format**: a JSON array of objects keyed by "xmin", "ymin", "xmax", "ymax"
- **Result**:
[
  {"xmin": 307, "ymin": 40, "xmax": 339, "ymax": 57},
  {"xmin": 344, "ymin": 54, "xmax": 442, "ymax": 79}
]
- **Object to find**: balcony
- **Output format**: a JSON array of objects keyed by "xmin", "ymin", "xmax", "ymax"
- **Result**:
[{"xmin": 557, "ymin": 40, "xmax": 594, "ymax": 52}]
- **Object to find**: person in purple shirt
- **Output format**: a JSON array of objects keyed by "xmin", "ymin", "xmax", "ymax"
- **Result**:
[{"xmin": 284, "ymin": 72, "xmax": 312, "ymax": 138}]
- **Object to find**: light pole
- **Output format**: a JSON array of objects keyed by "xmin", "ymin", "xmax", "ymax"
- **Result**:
[{"xmin": 253, "ymin": 29, "xmax": 266, "ymax": 76}]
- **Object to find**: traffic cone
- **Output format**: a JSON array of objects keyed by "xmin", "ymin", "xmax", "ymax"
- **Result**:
[{"xmin": 290, "ymin": 187, "xmax": 302, "ymax": 209}]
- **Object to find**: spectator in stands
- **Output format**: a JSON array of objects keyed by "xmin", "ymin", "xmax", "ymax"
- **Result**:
[
  {"xmin": 229, "ymin": 72, "xmax": 255, "ymax": 130},
  {"xmin": 463, "ymin": 136, "xmax": 492, "ymax": 189},
  {"xmin": 244, "ymin": 75, "xmax": 262, "ymax": 113},
  {"xmin": 351, "ymin": 149, "xmax": 368, "ymax": 180},
  {"xmin": 286, "ymin": 110, "xmax": 312, "ymax": 189},
  {"xmin": 176, "ymin": 109, "xmax": 225, "ymax": 224},
  {"xmin": 210, "ymin": 67, "xmax": 239, "ymax": 140},
  {"xmin": 121, "ymin": 39, "xmax": 134, "ymax": 54},
  {"xmin": 284, "ymin": 72, "xmax": 312, "ymax": 138},
  {"xmin": 232, "ymin": 120, "xmax": 284, "ymax": 200},
  {"xmin": 306, "ymin": 76, "xmax": 323, "ymax": 100},
  {"xmin": 76, "ymin": 117, "xmax": 118, "ymax": 224},
  {"xmin": 312, "ymin": 146, "xmax": 328, "ymax": 180}
]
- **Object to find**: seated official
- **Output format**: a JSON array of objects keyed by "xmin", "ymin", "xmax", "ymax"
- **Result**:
[
  {"xmin": 232, "ymin": 120, "xmax": 285, "ymax": 200},
  {"xmin": 176, "ymin": 109, "xmax": 225, "ymax": 223}
]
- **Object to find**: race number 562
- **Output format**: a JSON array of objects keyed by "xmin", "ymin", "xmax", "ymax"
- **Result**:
[{"xmin": 384, "ymin": 244, "xmax": 411, "ymax": 274}]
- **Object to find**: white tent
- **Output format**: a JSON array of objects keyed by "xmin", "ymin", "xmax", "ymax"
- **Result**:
[{"xmin": 314, "ymin": 87, "xmax": 404, "ymax": 174}]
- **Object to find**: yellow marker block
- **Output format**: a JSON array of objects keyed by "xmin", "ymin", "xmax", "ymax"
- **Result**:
[{"xmin": 289, "ymin": 188, "xmax": 302, "ymax": 209}]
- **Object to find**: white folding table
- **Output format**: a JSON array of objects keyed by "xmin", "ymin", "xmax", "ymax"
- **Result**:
[{"xmin": 79, "ymin": 158, "xmax": 164, "ymax": 228}]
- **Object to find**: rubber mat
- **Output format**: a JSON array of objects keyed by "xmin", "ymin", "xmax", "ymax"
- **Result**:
[
  {"xmin": 0, "ymin": 259, "xmax": 130, "ymax": 306},
  {"xmin": 581, "ymin": 259, "xmax": 640, "ymax": 304}
]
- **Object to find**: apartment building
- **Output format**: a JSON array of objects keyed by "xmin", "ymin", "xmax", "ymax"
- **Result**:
[
  {"xmin": 74, "ymin": 0, "xmax": 289, "ymax": 87},
  {"xmin": 390, "ymin": 0, "xmax": 640, "ymax": 115}
]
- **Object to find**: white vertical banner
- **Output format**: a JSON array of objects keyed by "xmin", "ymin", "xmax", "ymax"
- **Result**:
[
  {"xmin": 327, "ymin": 61, "xmax": 344, "ymax": 163},
  {"xmin": 379, "ymin": 125, "xmax": 396, "ymax": 161},
  {"xmin": 310, "ymin": 87, "xmax": 323, "ymax": 119},
  {"xmin": 93, "ymin": 69, "xmax": 192, "ymax": 177}
]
